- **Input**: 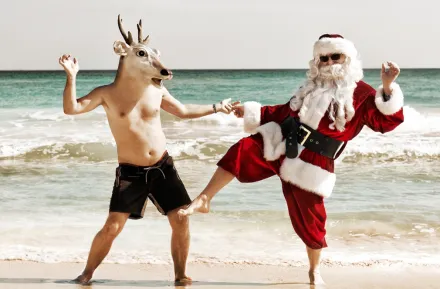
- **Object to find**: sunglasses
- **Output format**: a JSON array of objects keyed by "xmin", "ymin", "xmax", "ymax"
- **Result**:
[{"xmin": 319, "ymin": 54, "xmax": 342, "ymax": 63}]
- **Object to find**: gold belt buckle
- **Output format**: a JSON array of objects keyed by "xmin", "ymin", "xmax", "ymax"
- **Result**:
[{"xmin": 298, "ymin": 125, "xmax": 311, "ymax": 146}]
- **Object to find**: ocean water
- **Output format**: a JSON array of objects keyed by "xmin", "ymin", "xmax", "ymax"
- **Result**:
[{"xmin": 0, "ymin": 70, "xmax": 439, "ymax": 267}]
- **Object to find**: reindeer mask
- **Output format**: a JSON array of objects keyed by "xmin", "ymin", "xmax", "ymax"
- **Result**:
[{"xmin": 113, "ymin": 15, "xmax": 172, "ymax": 86}]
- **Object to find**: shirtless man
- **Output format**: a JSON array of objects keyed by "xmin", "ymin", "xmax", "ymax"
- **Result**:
[{"xmin": 59, "ymin": 15, "xmax": 238, "ymax": 285}]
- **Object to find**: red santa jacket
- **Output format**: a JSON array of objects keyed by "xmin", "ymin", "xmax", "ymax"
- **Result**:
[{"xmin": 241, "ymin": 81, "xmax": 404, "ymax": 198}]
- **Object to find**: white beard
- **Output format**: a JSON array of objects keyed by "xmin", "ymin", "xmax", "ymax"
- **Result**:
[
  {"xmin": 290, "ymin": 58, "xmax": 363, "ymax": 131},
  {"xmin": 318, "ymin": 64, "xmax": 346, "ymax": 80}
]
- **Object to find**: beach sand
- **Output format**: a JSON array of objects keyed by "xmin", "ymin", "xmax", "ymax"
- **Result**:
[{"xmin": 0, "ymin": 261, "xmax": 438, "ymax": 289}]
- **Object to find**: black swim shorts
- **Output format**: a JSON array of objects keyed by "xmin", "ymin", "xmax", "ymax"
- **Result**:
[{"xmin": 109, "ymin": 152, "xmax": 191, "ymax": 219}]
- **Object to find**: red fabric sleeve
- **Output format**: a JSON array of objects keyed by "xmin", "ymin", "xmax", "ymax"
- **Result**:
[
  {"xmin": 362, "ymin": 93, "xmax": 404, "ymax": 134},
  {"xmin": 260, "ymin": 101, "xmax": 293, "ymax": 125}
]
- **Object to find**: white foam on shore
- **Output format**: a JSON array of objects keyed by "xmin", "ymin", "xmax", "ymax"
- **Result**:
[{"xmin": 1, "ymin": 246, "xmax": 439, "ymax": 268}]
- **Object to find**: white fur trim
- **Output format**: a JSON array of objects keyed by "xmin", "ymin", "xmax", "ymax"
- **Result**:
[
  {"xmin": 255, "ymin": 122, "xmax": 286, "ymax": 161},
  {"xmin": 280, "ymin": 157, "xmax": 336, "ymax": 198},
  {"xmin": 313, "ymin": 37, "xmax": 358, "ymax": 59},
  {"xmin": 243, "ymin": 101, "xmax": 261, "ymax": 134},
  {"xmin": 256, "ymin": 121, "xmax": 335, "ymax": 197},
  {"xmin": 375, "ymin": 82, "xmax": 404, "ymax": 115}
]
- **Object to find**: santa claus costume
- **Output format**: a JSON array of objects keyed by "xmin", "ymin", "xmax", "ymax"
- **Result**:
[{"xmin": 217, "ymin": 34, "xmax": 404, "ymax": 249}]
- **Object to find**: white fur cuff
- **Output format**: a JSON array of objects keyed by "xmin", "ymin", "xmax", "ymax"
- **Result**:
[
  {"xmin": 280, "ymin": 157, "xmax": 336, "ymax": 198},
  {"xmin": 243, "ymin": 101, "xmax": 261, "ymax": 134},
  {"xmin": 375, "ymin": 82, "xmax": 404, "ymax": 115}
]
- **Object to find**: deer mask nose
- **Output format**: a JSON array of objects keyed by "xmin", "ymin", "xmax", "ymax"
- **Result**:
[{"xmin": 160, "ymin": 69, "xmax": 171, "ymax": 76}]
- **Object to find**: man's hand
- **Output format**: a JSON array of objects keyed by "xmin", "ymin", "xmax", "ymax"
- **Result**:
[
  {"xmin": 233, "ymin": 104, "xmax": 244, "ymax": 118},
  {"xmin": 381, "ymin": 61, "xmax": 400, "ymax": 95},
  {"xmin": 217, "ymin": 98, "xmax": 241, "ymax": 114},
  {"xmin": 59, "ymin": 54, "xmax": 79, "ymax": 78}
]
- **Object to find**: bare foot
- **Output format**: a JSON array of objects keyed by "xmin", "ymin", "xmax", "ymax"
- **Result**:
[
  {"xmin": 175, "ymin": 276, "xmax": 192, "ymax": 286},
  {"xmin": 73, "ymin": 273, "xmax": 93, "ymax": 285},
  {"xmin": 309, "ymin": 270, "xmax": 325, "ymax": 285},
  {"xmin": 178, "ymin": 194, "xmax": 210, "ymax": 217}
]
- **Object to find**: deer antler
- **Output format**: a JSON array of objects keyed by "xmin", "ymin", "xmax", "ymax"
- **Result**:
[
  {"xmin": 137, "ymin": 20, "xmax": 150, "ymax": 44},
  {"xmin": 118, "ymin": 14, "xmax": 134, "ymax": 45}
]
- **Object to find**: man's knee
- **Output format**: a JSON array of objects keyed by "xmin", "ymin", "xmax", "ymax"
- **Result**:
[
  {"xmin": 101, "ymin": 222, "xmax": 123, "ymax": 239},
  {"xmin": 101, "ymin": 213, "xmax": 128, "ymax": 239},
  {"xmin": 168, "ymin": 207, "xmax": 189, "ymax": 232}
]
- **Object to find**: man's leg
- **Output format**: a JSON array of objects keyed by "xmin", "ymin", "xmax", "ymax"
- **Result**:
[
  {"xmin": 167, "ymin": 206, "xmax": 192, "ymax": 284},
  {"xmin": 178, "ymin": 167, "xmax": 234, "ymax": 216},
  {"xmin": 281, "ymin": 182, "xmax": 327, "ymax": 285},
  {"xmin": 74, "ymin": 212, "xmax": 130, "ymax": 284}
]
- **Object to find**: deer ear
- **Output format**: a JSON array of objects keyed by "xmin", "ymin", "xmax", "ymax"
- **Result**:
[{"xmin": 113, "ymin": 40, "xmax": 130, "ymax": 56}]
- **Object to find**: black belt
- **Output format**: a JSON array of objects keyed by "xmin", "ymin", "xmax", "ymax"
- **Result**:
[{"xmin": 280, "ymin": 117, "xmax": 345, "ymax": 159}]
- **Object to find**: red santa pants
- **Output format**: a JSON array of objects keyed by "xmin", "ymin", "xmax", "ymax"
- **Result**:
[{"xmin": 217, "ymin": 134, "xmax": 328, "ymax": 249}]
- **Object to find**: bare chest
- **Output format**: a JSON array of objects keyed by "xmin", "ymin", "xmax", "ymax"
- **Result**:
[{"xmin": 106, "ymin": 88, "xmax": 163, "ymax": 120}]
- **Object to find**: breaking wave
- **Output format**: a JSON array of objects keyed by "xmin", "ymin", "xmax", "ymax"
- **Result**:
[
  {"xmin": 0, "ymin": 105, "xmax": 439, "ymax": 163},
  {"xmin": 1, "ymin": 140, "xmax": 439, "ymax": 163}
]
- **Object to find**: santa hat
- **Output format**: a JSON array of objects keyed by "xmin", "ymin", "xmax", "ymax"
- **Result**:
[{"xmin": 313, "ymin": 34, "xmax": 358, "ymax": 60}]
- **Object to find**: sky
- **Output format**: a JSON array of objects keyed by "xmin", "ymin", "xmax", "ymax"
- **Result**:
[{"xmin": 1, "ymin": 0, "xmax": 438, "ymax": 70}]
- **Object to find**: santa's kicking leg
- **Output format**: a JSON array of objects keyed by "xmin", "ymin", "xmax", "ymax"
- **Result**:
[
  {"xmin": 281, "ymin": 182, "xmax": 327, "ymax": 285},
  {"xmin": 178, "ymin": 135, "xmax": 277, "ymax": 217},
  {"xmin": 178, "ymin": 167, "xmax": 234, "ymax": 216}
]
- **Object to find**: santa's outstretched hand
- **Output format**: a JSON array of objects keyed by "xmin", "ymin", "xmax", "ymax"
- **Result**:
[
  {"xmin": 381, "ymin": 61, "xmax": 400, "ymax": 95},
  {"xmin": 232, "ymin": 104, "xmax": 244, "ymax": 118}
]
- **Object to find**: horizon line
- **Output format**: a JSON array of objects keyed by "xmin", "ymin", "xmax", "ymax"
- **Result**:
[{"xmin": 1, "ymin": 67, "xmax": 440, "ymax": 72}]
